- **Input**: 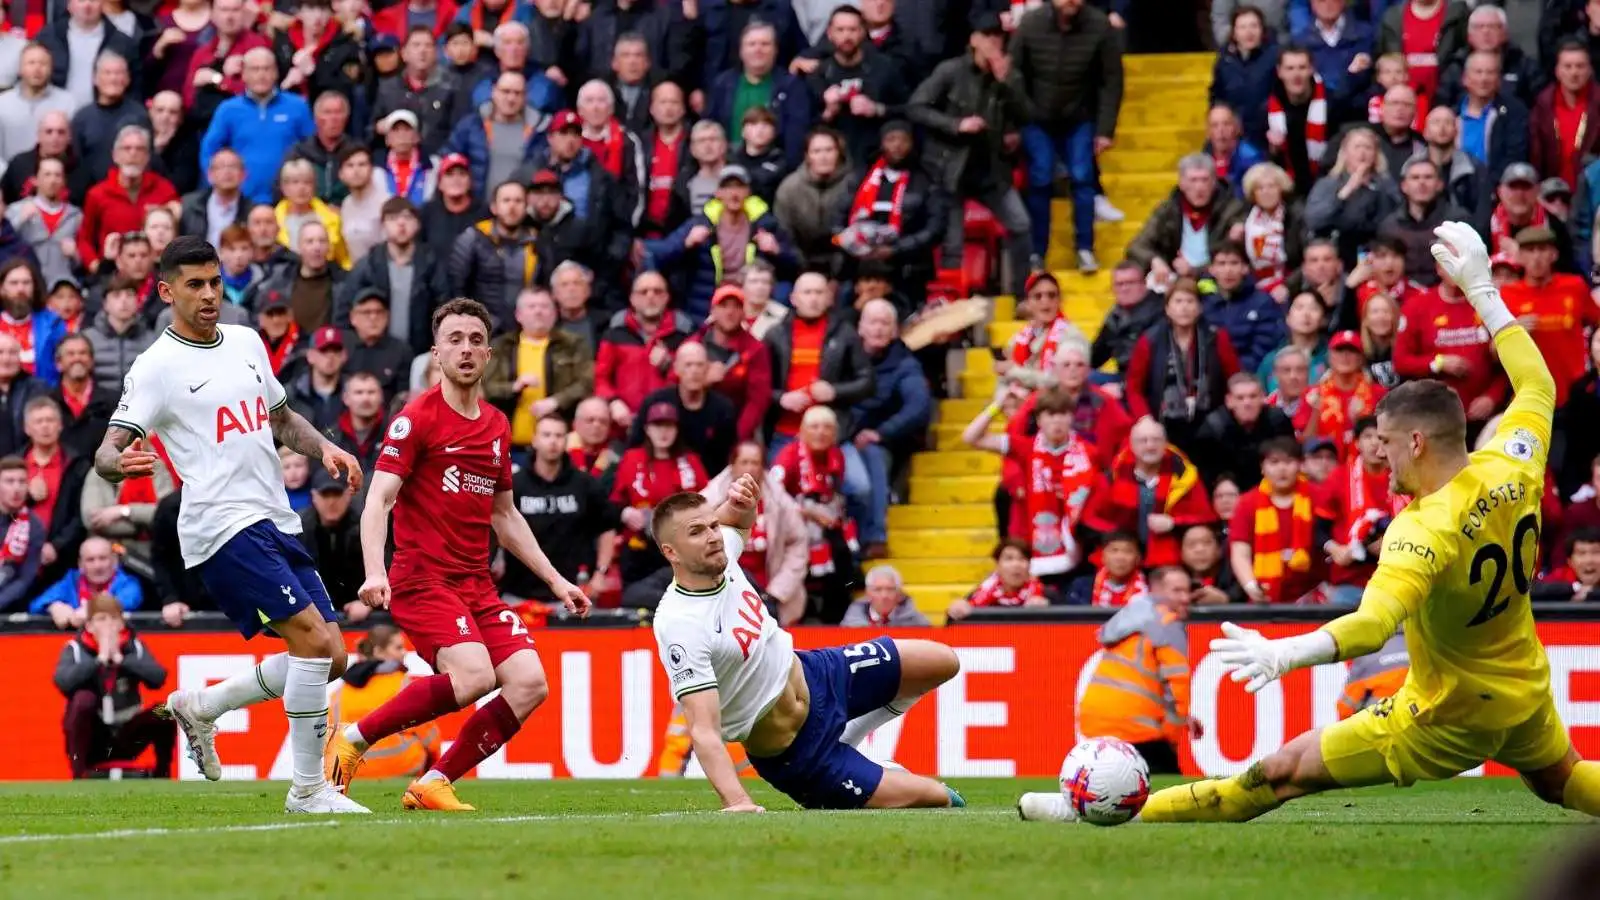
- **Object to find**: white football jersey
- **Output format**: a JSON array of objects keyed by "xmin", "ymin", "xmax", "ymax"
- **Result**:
[
  {"xmin": 110, "ymin": 324, "xmax": 302, "ymax": 567},
  {"xmin": 653, "ymin": 527, "xmax": 795, "ymax": 742}
]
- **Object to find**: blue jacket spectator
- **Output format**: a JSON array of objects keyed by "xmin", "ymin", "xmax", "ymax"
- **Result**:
[
  {"xmin": 1293, "ymin": 8, "xmax": 1375, "ymax": 119},
  {"xmin": 1455, "ymin": 88, "xmax": 1529, "ymax": 190},
  {"xmin": 20, "ymin": 306, "xmax": 67, "ymax": 388},
  {"xmin": 705, "ymin": 67, "xmax": 812, "ymax": 168},
  {"xmin": 29, "ymin": 563, "xmax": 144, "ymax": 617},
  {"xmin": 852, "ymin": 330, "xmax": 932, "ymax": 451},
  {"xmin": 1573, "ymin": 157, "xmax": 1600, "ymax": 267},
  {"xmin": 451, "ymin": 0, "xmax": 535, "ymax": 31},
  {"xmin": 701, "ymin": 0, "xmax": 799, "ymax": 88},
  {"xmin": 200, "ymin": 88, "xmax": 316, "ymax": 205},
  {"xmin": 1204, "ymin": 102, "xmax": 1269, "ymax": 198},
  {"xmin": 644, "ymin": 175, "xmax": 797, "ymax": 321},
  {"xmin": 1198, "ymin": 248, "xmax": 1285, "ymax": 373},
  {"xmin": 1212, "ymin": 139, "xmax": 1267, "ymax": 198},
  {"xmin": 1210, "ymin": 19, "xmax": 1279, "ymax": 146},
  {"xmin": 445, "ymin": 101, "xmax": 547, "ymax": 196}
]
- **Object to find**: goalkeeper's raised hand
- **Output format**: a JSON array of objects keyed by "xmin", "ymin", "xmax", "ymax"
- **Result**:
[{"xmin": 1430, "ymin": 222, "xmax": 1513, "ymax": 334}]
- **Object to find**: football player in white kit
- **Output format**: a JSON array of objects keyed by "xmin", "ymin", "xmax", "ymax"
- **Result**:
[
  {"xmin": 94, "ymin": 236, "xmax": 369, "ymax": 814},
  {"xmin": 651, "ymin": 473, "xmax": 965, "ymax": 811}
]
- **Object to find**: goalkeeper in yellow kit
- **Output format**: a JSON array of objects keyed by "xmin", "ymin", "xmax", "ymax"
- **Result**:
[{"xmin": 1140, "ymin": 222, "xmax": 1600, "ymax": 823}]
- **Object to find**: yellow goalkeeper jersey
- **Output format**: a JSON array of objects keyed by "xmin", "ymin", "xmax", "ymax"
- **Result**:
[{"xmin": 1332, "ymin": 325, "xmax": 1554, "ymax": 731}]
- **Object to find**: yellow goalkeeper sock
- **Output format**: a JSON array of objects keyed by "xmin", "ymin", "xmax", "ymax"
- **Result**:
[
  {"xmin": 1563, "ymin": 761, "xmax": 1600, "ymax": 816},
  {"xmin": 1140, "ymin": 764, "xmax": 1282, "ymax": 823}
]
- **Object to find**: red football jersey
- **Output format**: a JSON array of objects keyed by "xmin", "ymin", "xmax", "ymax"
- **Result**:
[{"xmin": 376, "ymin": 385, "xmax": 513, "ymax": 580}]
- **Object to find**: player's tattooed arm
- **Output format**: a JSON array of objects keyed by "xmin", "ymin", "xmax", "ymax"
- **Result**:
[
  {"xmin": 93, "ymin": 426, "xmax": 140, "ymax": 484},
  {"xmin": 267, "ymin": 404, "xmax": 330, "ymax": 458}
]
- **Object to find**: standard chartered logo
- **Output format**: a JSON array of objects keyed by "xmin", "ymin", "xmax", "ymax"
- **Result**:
[{"xmin": 442, "ymin": 465, "xmax": 462, "ymax": 493}]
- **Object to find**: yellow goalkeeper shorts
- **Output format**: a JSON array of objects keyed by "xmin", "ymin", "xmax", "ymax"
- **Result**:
[{"xmin": 1319, "ymin": 686, "xmax": 1571, "ymax": 787}]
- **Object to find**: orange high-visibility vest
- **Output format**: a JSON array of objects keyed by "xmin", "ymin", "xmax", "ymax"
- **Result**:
[{"xmin": 1077, "ymin": 599, "xmax": 1191, "ymax": 745}]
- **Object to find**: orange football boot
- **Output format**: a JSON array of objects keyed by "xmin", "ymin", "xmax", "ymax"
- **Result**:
[
  {"xmin": 402, "ymin": 778, "xmax": 476, "ymax": 811},
  {"xmin": 324, "ymin": 731, "xmax": 365, "ymax": 794}
]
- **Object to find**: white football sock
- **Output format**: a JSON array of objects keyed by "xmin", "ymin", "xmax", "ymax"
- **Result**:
[
  {"xmin": 840, "ymin": 697, "xmax": 913, "ymax": 747},
  {"xmin": 197, "ymin": 653, "xmax": 290, "ymax": 720},
  {"xmin": 283, "ymin": 656, "xmax": 332, "ymax": 793},
  {"xmin": 342, "ymin": 722, "xmax": 369, "ymax": 751}
]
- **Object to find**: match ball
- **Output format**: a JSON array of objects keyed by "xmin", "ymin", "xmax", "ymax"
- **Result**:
[{"xmin": 1058, "ymin": 737, "xmax": 1150, "ymax": 826}]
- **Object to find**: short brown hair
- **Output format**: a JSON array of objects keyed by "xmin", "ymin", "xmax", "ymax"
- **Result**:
[
  {"xmin": 651, "ymin": 490, "xmax": 709, "ymax": 544},
  {"xmin": 1375, "ymin": 378, "xmax": 1467, "ymax": 445},
  {"xmin": 106, "ymin": 274, "xmax": 143, "ymax": 297},
  {"xmin": 431, "ymin": 297, "xmax": 494, "ymax": 338},
  {"xmin": 0, "ymin": 456, "xmax": 26, "ymax": 475},
  {"xmin": 1167, "ymin": 277, "xmax": 1201, "ymax": 304},
  {"xmin": 87, "ymin": 592, "xmax": 124, "ymax": 619},
  {"xmin": 218, "ymin": 223, "xmax": 250, "ymax": 247},
  {"xmin": 741, "ymin": 105, "xmax": 777, "ymax": 128},
  {"xmin": 1034, "ymin": 387, "xmax": 1075, "ymax": 417},
  {"xmin": 992, "ymin": 538, "xmax": 1029, "ymax": 561}
]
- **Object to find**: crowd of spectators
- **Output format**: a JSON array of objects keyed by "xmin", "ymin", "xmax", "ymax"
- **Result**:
[{"xmin": 6, "ymin": 0, "xmax": 1600, "ymax": 636}]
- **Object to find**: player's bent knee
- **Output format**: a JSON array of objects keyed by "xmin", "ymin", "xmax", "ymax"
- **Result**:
[
  {"xmin": 278, "ymin": 609, "xmax": 339, "ymax": 660},
  {"xmin": 452, "ymin": 665, "xmax": 499, "ymax": 703},
  {"xmin": 866, "ymin": 771, "xmax": 952, "ymax": 809},
  {"xmin": 897, "ymin": 639, "xmax": 960, "ymax": 683}
]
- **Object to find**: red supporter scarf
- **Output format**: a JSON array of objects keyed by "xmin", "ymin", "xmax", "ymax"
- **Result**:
[
  {"xmin": 847, "ymin": 159, "xmax": 908, "ymax": 233},
  {"xmin": 0, "ymin": 508, "xmax": 31, "ymax": 566},
  {"xmin": 1089, "ymin": 568, "xmax": 1148, "ymax": 608},
  {"xmin": 1489, "ymin": 202, "xmax": 1546, "ymax": 256},
  {"xmin": 1343, "ymin": 463, "xmax": 1406, "ymax": 548},
  {"xmin": 1267, "ymin": 76, "xmax": 1328, "ymax": 180},
  {"xmin": 1009, "ymin": 315, "xmax": 1075, "ymax": 369},
  {"xmin": 745, "ymin": 501, "xmax": 768, "ymax": 554},
  {"xmin": 568, "ymin": 445, "xmax": 615, "ymax": 476},
  {"xmin": 584, "ymin": 120, "xmax": 627, "ymax": 178},
  {"xmin": 77, "ymin": 625, "xmax": 129, "ymax": 654},
  {"xmin": 625, "ymin": 452, "xmax": 700, "ymax": 549},
  {"xmin": 262, "ymin": 323, "xmax": 301, "ymax": 375},
  {"xmin": 1028, "ymin": 432, "xmax": 1095, "ymax": 576},
  {"xmin": 1268, "ymin": 388, "xmax": 1315, "ymax": 438},
  {"xmin": 1252, "ymin": 477, "xmax": 1317, "ymax": 601},
  {"xmin": 75, "ymin": 575, "xmax": 113, "ymax": 608},
  {"xmin": 287, "ymin": 19, "xmax": 339, "ymax": 53},
  {"xmin": 783, "ymin": 443, "xmax": 859, "ymax": 576},
  {"xmin": 967, "ymin": 572, "xmax": 1047, "ymax": 608},
  {"xmin": 1179, "ymin": 197, "xmax": 1210, "ymax": 231}
]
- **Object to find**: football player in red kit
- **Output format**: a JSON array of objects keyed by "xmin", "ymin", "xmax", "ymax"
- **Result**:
[{"xmin": 325, "ymin": 298, "xmax": 589, "ymax": 811}]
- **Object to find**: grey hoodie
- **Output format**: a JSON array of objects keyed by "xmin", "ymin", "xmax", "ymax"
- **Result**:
[
  {"xmin": 82, "ymin": 309, "xmax": 156, "ymax": 391},
  {"xmin": 1096, "ymin": 595, "xmax": 1187, "ymax": 655},
  {"xmin": 4, "ymin": 199, "xmax": 81, "ymax": 287},
  {"xmin": 773, "ymin": 163, "xmax": 854, "ymax": 273}
]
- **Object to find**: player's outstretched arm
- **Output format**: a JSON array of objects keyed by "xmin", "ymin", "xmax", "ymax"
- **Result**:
[
  {"xmin": 680, "ymin": 688, "xmax": 763, "ymax": 813},
  {"xmin": 268, "ymin": 403, "xmax": 365, "ymax": 493},
  {"xmin": 1430, "ymin": 222, "xmax": 1556, "ymax": 447},
  {"xmin": 357, "ymin": 471, "xmax": 404, "ymax": 608},
  {"xmin": 492, "ymin": 491, "xmax": 589, "ymax": 615},
  {"xmin": 715, "ymin": 473, "xmax": 760, "ymax": 539}
]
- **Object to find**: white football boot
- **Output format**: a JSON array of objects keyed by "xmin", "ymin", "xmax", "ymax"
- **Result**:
[
  {"xmin": 285, "ymin": 785, "xmax": 372, "ymax": 814},
  {"xmin": 161, "ymin": 689, "xmax": 221, "ymax": 781}
]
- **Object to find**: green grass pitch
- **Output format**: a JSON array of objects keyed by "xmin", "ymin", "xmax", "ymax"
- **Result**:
[{"xmin": 0, "ymin": 778, "xmax": 1590, "ymax": 899}]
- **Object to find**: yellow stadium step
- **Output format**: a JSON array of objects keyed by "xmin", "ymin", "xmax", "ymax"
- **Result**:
[
  {"xmin": 959, "ymin": 372, "xmax": 999, "ymax": 400},
  {"xmin": 933, "ymin": 421, "xmax": 995, "ymax": 450},
  {"xmin": 887, "ymin": 504, "xmax": 995, "ymax": 531},
  {"xmin": 1117, "ymin": 101, "xmax": 1210, "ymax": 130},
  {"xmin": 1124, "ymin": 53, "xmax": 1214, "ymax": 78},
  {"xmin": 940, "ymin": 396, "xmax": 998, "ymax": 421},
  {"xmin": 1114, "ymin": 126, "xmax": 1205, "ymax": 153},
  {"xmin": 990, "ymin": 294, "xmax": 1015, "ymax": 321},
  {"xmin": 1099, "ymin": 148, "xmax": 1189, "ymax": 175},
  {"xmin": 887, "ymin": 527, "xmax": 996, "ymax": 559},
  {"xmin": 910, "ymin": 450, "xmax": 1000, "ymax": 477},
  {"xmin": 906, "ymin": 583, "xmax": 977, "ymax": 618},
  {"xmin": 909, "ymin": 474, "xmax": 998, "ymax": 505},
  {"xmin": 879, "ymin": 557, "xmax": 994, "ymax": 584}
]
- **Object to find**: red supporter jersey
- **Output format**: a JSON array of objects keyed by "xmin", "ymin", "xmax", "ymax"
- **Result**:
[
  {"xmin": 1500, "ymin": 275, "xmax": 1599, "ymax": 407},
  {"xmin": 376, "ymin": 385, "xmax": 513, "ymax": 581}
]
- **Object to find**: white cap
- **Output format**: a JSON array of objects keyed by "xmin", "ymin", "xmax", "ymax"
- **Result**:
[{"xmin": 380, "ymin": 109, "xmax": 419, "ymax": 131}]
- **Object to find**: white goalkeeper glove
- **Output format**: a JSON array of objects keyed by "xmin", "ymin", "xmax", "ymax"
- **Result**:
[
  {"xmin": 1209, "ymin": 622, "xmax": 1336, "ymax": 694},
  {"xmin": 1429, "ymin": 222, "xmax": 1513, "ymax": 334}
]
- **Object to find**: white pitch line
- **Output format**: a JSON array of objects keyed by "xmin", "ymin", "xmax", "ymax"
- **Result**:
[{"xmin": 0, "ymin": 807, "xmax": 1010, "ymax": 845}]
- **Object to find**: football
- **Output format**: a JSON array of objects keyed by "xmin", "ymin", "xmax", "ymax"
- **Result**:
[{"xmin": 1058, "ymin": 737, "xmax": 1151, "ymax": 826}]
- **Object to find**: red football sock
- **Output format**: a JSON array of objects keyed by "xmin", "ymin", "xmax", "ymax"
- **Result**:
[
  {"xmin": 433, "ymin": 695, "xmax": 523, "ymax": 782},
  {"xmin": 353, "ymin": 673, "xmax": 459, "ymax": 745}
]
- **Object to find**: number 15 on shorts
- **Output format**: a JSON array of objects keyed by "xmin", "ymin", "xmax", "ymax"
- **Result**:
[{"xmin": 843, "ymin": 641, "xmax": 892, "ymax": 674}]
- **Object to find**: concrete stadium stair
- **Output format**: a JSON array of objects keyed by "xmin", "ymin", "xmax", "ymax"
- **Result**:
[{"xmin": 890, "ymin": 53, "xmax": 1212, "ymax": 624}]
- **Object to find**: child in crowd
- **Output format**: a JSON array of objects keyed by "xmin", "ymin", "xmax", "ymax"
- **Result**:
[
  {"xmin": 948, "ymin": 538, "xmax": 1052, "ymax": 620},
  {"xmin": 218, "ymin": 224, "xmax": 265, "ymax": 308},
  {"xmin": 280, "ymin": 447, "xmax": 312, "ymax": 511},
  {"xmin": 731, "ymin": 107, "xmax": 789, "ymax": 204},
  {"xmin": 1366, "ymin": 54, "xmax": 1410, "ymax": 126},
  {"xmin": 1087, "ymin": 532, "xmax": 1148, "ymax": 607},
  {"xmin": 1536, "ymin": 528, "xmax": 1600, "ymax": 602},
  {"xmin": 47, "ymin": 278, "xmax": 84, "ymax": 333}
]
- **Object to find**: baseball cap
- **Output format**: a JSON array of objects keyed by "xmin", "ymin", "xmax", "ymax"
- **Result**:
[
  {"xmin": 259, "ymin": 291, "xmax": 290, "ymax": 313},
  {"xmin": 48, "ymin": 275, "xmax": 81, "ymax": 295},
  {"xmin": 1500, "ymin": 162, "xmax": 1539, "ymax": 186},
  {"xmin": 529, "ymin": 168, "xmax": 562, "ymax": 189},
  {"xmin": 711, "ymin": 283, "xmax": 745, "ymax": 306},
  {"xmin": 439, "ymin": 152, "xmax": 470, "ymax": 173},
  {"xmin": 370, "ymin": 34, "xmax": 400, "ymax": 54},
  {"xmin": 718, "ymin": 165, "xmax": 751, "ymax": 186},
  {"xmin": 550, "ymin": 109, "xmax": 581, "ymax": 132},
  {"xmin": 353, "ymin": 285, "xmax": 389, "ymax": 307},
  {"xmin": 646, "ymin": 402, "xmax": 679, "ymax": 425},
  {"xmin": 312, "ymin": 325, "xmax": 344, "ymax": 351},
  {"xmin": 311, "ymin": 467, "xmax": 349, "ymax": 494},
  {"xmin": 1328, "ymin": 329, "xmax": 1363, "ymax": 352},
  {"xmin": 1305, "ymin": 437, "xmax": 1338, "ymax": 456},
  {"xmin": 1514, "ymin": 225, "xmax": 1558, "ymax": 247},
  {"xmin": 970, "ymin": 10, "xmax": 1006, "ymax": 35},
  {"xmin": 880, "ymin": 119, "xmax": 913, "ymax": 140},
  {"xmin": 380, "ymin": 109, "xmax": 418, "ymax": 131},
  {"xmin": 1490, "ymin": 251, "xmax": 1524, "ymax": 272},
  {"xmin": 1541, "ymin": 177, "xmax": 1573, "ymax": 200},
  {"xmin": 1367, "ymin": 235, "xmax": 1406, "ymax": 257}
]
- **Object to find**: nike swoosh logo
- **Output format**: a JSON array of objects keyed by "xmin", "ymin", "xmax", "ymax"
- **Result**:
[
  {"xmin": 444, "ymin": 445, "xmax": 464, "ymax": 453},
  {"xmin": 188, "ymin": 381, "xmax": 209, "ymax": 393}
]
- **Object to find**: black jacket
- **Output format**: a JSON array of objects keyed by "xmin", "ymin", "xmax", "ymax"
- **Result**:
[
  {"xmin": 1, "ymin": 147, "xmax": 96, "ymax": 206},
  {"xmin": 604, "ymin": 72, "xmax": 662, "ymax": 135},
  {"xmin": 763, "ymin": 313, "xmax": 874, "ymax": 437},
  {"xmin": 1378, "ymin": 199, "xmax": 1470, "ymax": 287},
  {"xmin": 53, "ymin": 628, "xmax": 166, "ymax": 718},
  {"xmin": 576, "ymin": 0, "xmax": 699, "ymax": 88},
  {"xmin": 0, "ymin": 376, "xmax": 52, "ymax": 457},
  {"xmin": 447, "ymin": 220, "xmax": 537, "ymax": 332},
  {"xmin": 420, "ymin": 194, "xmax": 487, "ymax": 254},
  {"xmin": 503, "ymin": 458, "xmax": 619, "ymax": 601},
  {"xmin": 70, "ymin": 96, "xmax": 152, "ymax": 183},
  {"xmin": 1091, "ymin": 293, "xmax": 1163, "ymax": 374},
  {"xmin": 371, "ymin": 67, "xmax": 461, "ymax": 156},
  {"xmin": 1010, "ymin": 3, "xmax": 1123, "ymax": 136},
  {"xmin": 836, "ymin": 161, "xmax": 948, "ymax": 296},
  {"xmin": 298, "ymin": 505, "xmax": 362, "ymax": 606},
  {"xmin": 334, "ymin": 244, "xmax": 449, "ymax": 356},
  {"xmin": 636, "ymin": 126, "xmax": 694, "ymax": 237},
  {"xmin": 51, "ymin": 383, "xmax": 119, "ymax": 460},
  {"xmin": 286, "ymin": 374, "xmax": 346, "ymax": 433},
  {"xmin": 1193, "ymin": 406, "xmax": 1296, "ymax": 487},
  {"xmin": 178, "ymin": 188, "xmax": 249, "ymax": 242},
  {"xmin": 805, "ymin": 47, "xmax": 908, "ymax": 166},
  {"xmin": 344, "ymin": 336, "xmax": 413, "ymax": 402},
  {"xmin": 516, "ymin": 146, "xmax": 635, "ymax": 264},
  {"xmin": 907, "ymin": 53, "xmax": 1030, "ymax": 194},
  {"xmin": 729, "ymin": 144, "xmax": 790, "ymax": 205}
]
